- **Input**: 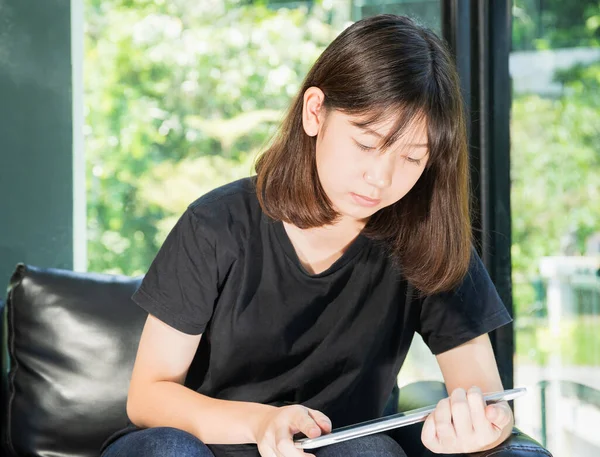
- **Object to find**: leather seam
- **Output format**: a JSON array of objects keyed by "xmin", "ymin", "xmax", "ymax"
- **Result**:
[{"xmin": 481, "ymin": 444, "xmax": 553, "ymax": 456}]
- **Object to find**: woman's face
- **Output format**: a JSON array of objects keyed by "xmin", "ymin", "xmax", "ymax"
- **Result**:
[{"xmin": 303, "ymin": 88, "xmax": 429, "ymax": 224}]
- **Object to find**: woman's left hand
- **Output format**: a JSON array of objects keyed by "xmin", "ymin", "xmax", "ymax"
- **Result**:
[{"xmin": 421, "ymin": 386, "xmax": 514, "ymax": 454}]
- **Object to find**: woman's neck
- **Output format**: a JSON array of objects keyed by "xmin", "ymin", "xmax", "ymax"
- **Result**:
[{"xmin": 282, "ymin": 216, "xmax": 367, "ymax": 274}]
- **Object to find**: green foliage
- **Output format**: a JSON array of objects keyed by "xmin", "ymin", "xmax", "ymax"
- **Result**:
[
  {"xmin": 511, "ymin": 61, "xmax": 600, "ymax": 318},
  {"xmin": 516, "ymin": 316, "xmax": 600, "ymax": 366},
  {"xmin": 84, "ymin": 0, "xmax": 340, "ymax": 275},
  {"xmin": 512, "ymin": 0, "xmax": 600, "ymax": 50}
]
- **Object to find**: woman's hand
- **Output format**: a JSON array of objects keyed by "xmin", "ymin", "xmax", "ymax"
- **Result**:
[
  {"xmin": 421, "ymin": 386, "xmax": 514, "ymax": 454},
  {"xmin": 253, "ymin": 405, "xmax": 332, "ymax": 457}
]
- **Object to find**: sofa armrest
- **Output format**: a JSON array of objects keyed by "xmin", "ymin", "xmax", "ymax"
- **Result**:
[
  {"xmin": 389, "ymin": 381, "xmax": 552, "ymax": 457},
  {"xmin": 464, "ymin": 428, "xmax": 552, "ymax": 457},
  {"xmin": 1, "ymin": 298, "xmax": 8, "ymax": 457}
]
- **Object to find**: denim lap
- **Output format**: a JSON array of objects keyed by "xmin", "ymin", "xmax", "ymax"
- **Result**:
[
  {"xmin": 102, "ymin": 428, "xmax": 405, "ymax": 457},
  {"xmin": 314, "ymin": 433, "xmax": 407, "ymax": 457},
  {"xmin": 101, "ymin": 427, "xmax": 214, "ymax": 457}
]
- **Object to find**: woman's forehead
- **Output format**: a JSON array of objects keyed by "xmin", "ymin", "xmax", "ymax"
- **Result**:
[{"xmin": 346, "ymin": 110, "xmax": 428, "ymax": 144}]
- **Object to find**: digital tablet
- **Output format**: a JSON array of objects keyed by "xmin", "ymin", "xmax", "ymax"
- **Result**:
[{"xmin": 294, "ymin": 386, "xmax": 527, "ymax": 450}]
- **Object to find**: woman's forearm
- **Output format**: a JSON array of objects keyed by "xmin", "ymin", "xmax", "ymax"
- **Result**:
[{"xmin": 127, "ymin": 380, "xmax": 277, "ymax": 444}]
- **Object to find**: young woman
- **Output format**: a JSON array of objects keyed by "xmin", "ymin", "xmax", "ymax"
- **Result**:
[{"xmin": 101, "ymin": 14, "xmax": 514, "ymax": 457}]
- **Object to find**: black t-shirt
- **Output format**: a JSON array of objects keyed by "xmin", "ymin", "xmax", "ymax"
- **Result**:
[{"xmin": 102, "ymin": 177, "xmax": 511, "ymax": 453}]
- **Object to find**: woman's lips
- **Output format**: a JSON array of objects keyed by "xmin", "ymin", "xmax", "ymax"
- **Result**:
[{"xmin": 351, "ymin": 192, "xmax": 382, "ymax": 207}]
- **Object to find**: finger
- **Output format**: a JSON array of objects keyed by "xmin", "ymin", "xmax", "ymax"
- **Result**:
[
  {"xmin": 421, "ymin": 413, "xmax": 440, "ymax": 452},
  {"xmin": 434, "ymin": 398, "xmax": 456, "ymax": 446},
  {"xmin": 259, "ymin": 444, "xmax": 279, "ymax": 457},
  {"xmin": 485, "ymin": 401, "xmax": 512, "ymax": 431},
  {"xmin": 467, "ymin": 386, "xmax": 493, "ymax": 435},
  {"xmin": 258, "ymin": 436, "xmax": 282, "ymax": 457},
  {"xmin": 450, "ymin": 388, "xmax": 474, "ymax": 439},
  {"xmin": 275, "ymin": 432, "xmax": 314, "ymax": 457},
  {"xmin": 294, "ymin": 409, "xmax": 322, "ymax": 439},
  {"xmin": 306, "ymin": 408, "xmax": 332, "ymax": 433}
]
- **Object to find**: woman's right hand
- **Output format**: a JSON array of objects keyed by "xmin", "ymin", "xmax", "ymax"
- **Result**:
[{"xmin": 254, "ymin": 405, "xmax": 332, "ymax": 457}]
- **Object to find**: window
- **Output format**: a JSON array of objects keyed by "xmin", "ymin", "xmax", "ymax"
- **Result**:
[{"xmin": 510, "ymin": 1, "xmax": 600, "ymax": 455}]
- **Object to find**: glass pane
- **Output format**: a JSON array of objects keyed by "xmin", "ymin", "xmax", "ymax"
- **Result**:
[
  {"xmin": 511, "ymin": 1, "xmax": 600, "ymax": 456},
  {"xmin": 353, "ymin": 0, "xmax": 441, "ymax": 33}
]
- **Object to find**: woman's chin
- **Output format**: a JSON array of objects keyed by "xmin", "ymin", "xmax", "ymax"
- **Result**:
[{"xmin": 336, "ymin": 204, "xmax": 379, "ymax": 224}]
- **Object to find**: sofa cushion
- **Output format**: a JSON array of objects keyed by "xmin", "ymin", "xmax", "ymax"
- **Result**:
[{"xmin": 2, "ymin": 264, "xmax": 145, "ymax": 457}]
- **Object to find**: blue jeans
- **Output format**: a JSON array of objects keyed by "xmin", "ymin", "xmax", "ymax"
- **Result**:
[{"xmin": 101, "ymin": 427, "xmax": 407, "ymax": 457}]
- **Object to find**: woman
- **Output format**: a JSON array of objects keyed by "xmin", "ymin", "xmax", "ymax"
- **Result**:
[{"xmin": 101, "ymin": 14, "xmax": 514, "ymax": 457}]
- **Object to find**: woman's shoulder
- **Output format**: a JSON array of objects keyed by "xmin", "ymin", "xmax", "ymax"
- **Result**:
[
  {"xmin": 186, "ymin": 176, "xmax": 262, "ymax": 236},
  {"xmin": 189, "ymin": 177, "xmax": 257, "ymax": 209}
]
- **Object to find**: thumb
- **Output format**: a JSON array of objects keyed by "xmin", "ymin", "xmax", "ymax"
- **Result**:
[{"xmin": 485, "ymin": 403, "xmax": 511, "ymax": 429}]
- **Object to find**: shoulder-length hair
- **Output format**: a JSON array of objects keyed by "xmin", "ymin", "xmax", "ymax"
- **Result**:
[{"xmin": 255, "ymin": 14, "xmax": 471, "ymax": 295}]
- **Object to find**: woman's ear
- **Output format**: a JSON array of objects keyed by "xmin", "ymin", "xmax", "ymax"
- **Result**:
[{"xmin": 302, "ymin": 86, "xmax": 326, "ymax": 137}]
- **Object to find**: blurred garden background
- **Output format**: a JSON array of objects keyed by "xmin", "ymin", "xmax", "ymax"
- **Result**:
[{"xmin": 83, "ymin": 0, "xmax": 600, "ymax": 454}]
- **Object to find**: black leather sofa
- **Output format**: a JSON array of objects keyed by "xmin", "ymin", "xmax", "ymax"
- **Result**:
[{"xmin": 1, "ymin": 264, "xmax": 552, "ymax": 457}]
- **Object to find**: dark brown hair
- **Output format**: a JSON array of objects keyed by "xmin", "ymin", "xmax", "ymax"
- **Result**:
[{"xmin": 255, "ymin": 15, "xmax": 471, "ymax": 295}]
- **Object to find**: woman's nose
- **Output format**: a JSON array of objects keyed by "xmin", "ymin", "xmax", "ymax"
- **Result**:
[{"xmin": 364, "ymin": 155, "xmax": 394, "ymax": 189}]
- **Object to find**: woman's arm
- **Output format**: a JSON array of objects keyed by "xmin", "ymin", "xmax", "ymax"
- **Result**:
[
  {"xmin": 126, "ymin": 314, "xmax": 330, "ymax": 451},
  {"xmin": 126, "ymin": 314, "xmax": 275, "ymax": 443},
  {"xmin": 421, "ymin": 334, "xmax": 514, "ymax": 454}
]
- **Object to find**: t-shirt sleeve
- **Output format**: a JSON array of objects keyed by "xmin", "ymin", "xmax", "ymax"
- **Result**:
[
  {"xmin": 131, "ymin": 207, "xmax": 219, "ymax": 335},
  {"xmin": 415, "ymin": 248, "xmax": 513, "ymax": 355}
]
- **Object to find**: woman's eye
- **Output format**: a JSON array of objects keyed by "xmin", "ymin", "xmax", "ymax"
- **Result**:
[
  {"xmin": 355, "ymin": 141, "xmax": 376, "ymax": 152},
  {"xmin": 406, "ymin": 157, "xmax": 422, "ymax": 166}
]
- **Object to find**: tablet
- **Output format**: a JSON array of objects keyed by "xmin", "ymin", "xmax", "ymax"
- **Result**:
[{"xmin": 294, "ymin": 386, "xmax": 527, "ymax": 449}]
